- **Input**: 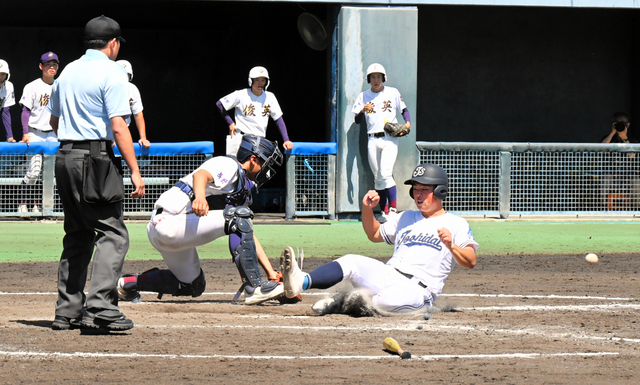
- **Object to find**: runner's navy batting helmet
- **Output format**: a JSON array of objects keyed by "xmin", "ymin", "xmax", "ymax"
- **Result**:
[
  {"xmin": 236, "ymin": 134, "xmax": 283, "ymax": 188},
  {"xmin": 404, "ymin": 163, "xmax": 449, "ymax": 201}
]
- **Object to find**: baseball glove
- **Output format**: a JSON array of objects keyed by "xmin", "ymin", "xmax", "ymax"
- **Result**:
[
  {"xmin": 384, "ymin": 122, "xmax": 410, "ymax": 137},
  {"xmin": 271, "ymin": 271, "xmax": 302, "ymax": 304}
]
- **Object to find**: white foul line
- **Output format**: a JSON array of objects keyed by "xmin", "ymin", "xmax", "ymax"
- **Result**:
[
  {"xmin": 0, "ymin": 291, "xmax": 634, "ymax": 301},
  {"xmin": 0, "ymin": 350, "xmax": 619, "ymax": 361}
]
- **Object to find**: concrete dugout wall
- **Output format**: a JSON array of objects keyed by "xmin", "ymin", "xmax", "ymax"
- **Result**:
[{"xmin": 336, "ymin": 6, "xmax": 418, "ymax": 214}]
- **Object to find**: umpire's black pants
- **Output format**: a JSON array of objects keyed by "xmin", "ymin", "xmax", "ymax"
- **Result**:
[{"xmin": 54, "ymin": 143, "xmax": 129, "ymax": 319}]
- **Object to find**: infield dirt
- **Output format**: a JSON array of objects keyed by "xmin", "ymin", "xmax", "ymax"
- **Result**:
[{"xmin": 1, "ymin": 253, "xmax": 638, "ymax": 384}]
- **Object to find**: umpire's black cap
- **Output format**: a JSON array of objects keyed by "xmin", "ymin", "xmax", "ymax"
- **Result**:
[{"xmin": 85, "ymin": 15, "xmax": 126, "ymax": 42}]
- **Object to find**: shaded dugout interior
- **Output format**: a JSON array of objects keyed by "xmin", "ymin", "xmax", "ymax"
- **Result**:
[{"xmin": 2, "ymin": 1, "xmax": 640, "ymax": 185}]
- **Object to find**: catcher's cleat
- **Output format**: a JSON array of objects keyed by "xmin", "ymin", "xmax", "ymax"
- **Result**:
[
  {"xmin": 311, "ymin": 297, "xmax": 338, "ymax": 315},
  {"xmin": 117, "ymin": 274, "xmax": 141, "ymax": 302},
  {"xmin": 244, "ymin": 281, "xmax": 284, "ymax": 305},
  {"xmin": 282, "ymin": 246, "xmax": 308, "ymax": 298}
]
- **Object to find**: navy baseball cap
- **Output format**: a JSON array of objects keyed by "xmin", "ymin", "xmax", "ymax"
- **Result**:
[
  {"xmin": 84, "ymin": 15, "xmax": 126, "ymax": 42},
  {"xmin": 40, "ymin": 51, "xmax": 59, "ymax": 63}
]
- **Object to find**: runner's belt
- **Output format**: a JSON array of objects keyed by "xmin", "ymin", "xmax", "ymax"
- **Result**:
[{"xmin": 395, "ymin": 268, "xmax": 427, "ymax": 288}]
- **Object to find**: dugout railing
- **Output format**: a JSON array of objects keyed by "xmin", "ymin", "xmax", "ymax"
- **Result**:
[
  {"xmin": 417, "ymin": 142, "xmax": 640, "ymax": 218},
  {"xmin": 0, "ymin": 141, "xmax": 214, "ymax": 218},
  {"xmin": 285, "ymin": 142, "xmax": 337, "ymax": 219}
]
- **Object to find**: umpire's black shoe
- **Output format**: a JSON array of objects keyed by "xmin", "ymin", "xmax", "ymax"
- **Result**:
[
  {"xmin": 51, "ymin": 315, "xmax": 82, "ymax": 331},
  {"xmin": 81, "ymin": 309, "xmax": 134, "ymax": 331}
]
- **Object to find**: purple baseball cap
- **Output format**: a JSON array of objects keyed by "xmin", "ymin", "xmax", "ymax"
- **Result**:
[
  {"xmin": 84, "ymin": 15, "xmax": 126, "ymax": 42},
  {"xmin": 40, "ymin": 51, "xmax": 59, "ymax": 63}
]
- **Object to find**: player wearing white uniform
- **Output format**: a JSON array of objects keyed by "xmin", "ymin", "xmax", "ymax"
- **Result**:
[
  {"xmin": 0, "ymin": 59, "xmax": 17, "ymax": 142},
  {"xmin": 17, "ymin": 52, "xmax": 60, "ymax": 213},
  {"xmin": 352, "ymin": 63, "xmax": 411, "ymax": 222},
  {"xmin": 217, "ymin": 66, "xmax": 293, "ymax": 156},
  {"xmin": 282, "ymin": 163, "xmax": 478, "ymax": 315},
  {"xmin": 116, "ymin": 60, "xmax": 150, "ymax": 148},
  {"xmin": 117, "ymin": 135, "xmax": 287, "ymax": 305}
]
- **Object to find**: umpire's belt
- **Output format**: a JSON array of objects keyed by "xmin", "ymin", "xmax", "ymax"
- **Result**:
[
  {"xmin": 59, "ymin": 140, "xmax": 110, "ymax": 151},
  {"xmin": 368, "ymin": 132, "xmax": 385, "ymax": 138},
  {"xmin": 395, "ymin": 268, "xmax": 427, "ymax": 288}
]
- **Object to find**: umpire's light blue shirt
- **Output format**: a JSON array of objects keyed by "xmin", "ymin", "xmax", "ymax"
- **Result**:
[{"xmin": 48, "ymin": 49, "xmax": 130, "ymax": 141}]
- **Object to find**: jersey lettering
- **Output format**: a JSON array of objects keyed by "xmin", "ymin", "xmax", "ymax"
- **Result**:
[
  {"xmin": 0, "ymin": 96, "xmax": 5, "ymax": 106},
  {"xmin": 382, "ymin": 100, "xmax": 392, "ymax": 112},
  {"xmin": 217, "ymin": 172, "xmax": 229, "ymax": 185},
  {"xmin": 38, "ymin": 93, "xmax": 51, "ymax": 107},
  {"xmin": 398, "ymin": 230, "xmax": 443, "ymax": 251},
  {"xmin": 262, "ymin": 104, "xmax": 271, "ymax": 117},
  {"xmin": 243, "ymin": 104, "xmax": 256, "ymax": 117}
]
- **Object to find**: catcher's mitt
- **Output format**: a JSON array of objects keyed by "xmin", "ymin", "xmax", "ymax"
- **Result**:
[
  {"xmin": 270, "ymin": 271, "xmax": 302, "ymax": 304},
  {"xmin": 384, "ymin": 122, "xmax": 410, "ymax": 137}
]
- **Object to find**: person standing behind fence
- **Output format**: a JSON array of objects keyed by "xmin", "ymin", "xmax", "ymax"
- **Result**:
[
  {"xmin": 48, "ymin": 15, "xmax": 145, "ymax": 331},
  {"xmin": 0, "ymin": 60, "xmax": 18, "ymax": 142},
  {"xmin": 116, "ymin": 60, "xmax": 150, "ymax": 148},
  {"xmin": 352, "ymin": 63, "xmax": 411, "ymax": 223},
  {"xmin": 17, "ymin": 52, "xmax": 60, "ymax": 213},
  {"xmin": 601, "ymin": 112, "xmax": 638, "ymax": 144},
  {"xmin": 216, "ymin": 66, "xmax": 293, "ymax": 156}
]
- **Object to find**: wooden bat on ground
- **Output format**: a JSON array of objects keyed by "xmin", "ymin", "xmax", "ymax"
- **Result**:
[{"xmin": 382, "ymin": 337, "xmax": 412, "ymax": 359}]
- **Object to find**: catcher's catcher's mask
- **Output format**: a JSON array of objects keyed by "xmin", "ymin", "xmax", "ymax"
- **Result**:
[
  {"xmin": 237, "ymin": 134, "xmax": 283, "ymax": 188},
  {"xmin": 405, "ymin": 163, "xmax": 449, "ymax": 201}
]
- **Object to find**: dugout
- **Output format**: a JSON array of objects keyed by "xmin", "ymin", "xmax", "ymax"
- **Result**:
[{"xmin": 3, "ymin": 1, "xmax": 640, "ymax": 217}]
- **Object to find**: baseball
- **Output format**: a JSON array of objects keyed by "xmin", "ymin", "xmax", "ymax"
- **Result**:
[{"xmin": 585, "ymin": 253, "xmax": 599, "ymax": 263}]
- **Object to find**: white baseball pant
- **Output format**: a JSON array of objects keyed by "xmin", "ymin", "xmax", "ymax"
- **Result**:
[
  {"xmin": 367, "ymin": 135, "xmax": 398, "ymax": 190},
  {"xmin": 23, "ymin": 128, "xmax": 57, "ymax": 184},
  {"xmin": 147, "ymin": 209, "xmax": 227, "ymax": 283},
  {"xmin": 336, "ymin": 254, "xmax": 432, "ymax": 313}
]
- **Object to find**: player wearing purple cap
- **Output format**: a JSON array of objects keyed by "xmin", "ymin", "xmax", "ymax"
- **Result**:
[{"xmin": 17, "ymin": 51, "xmax": 60, "ymax": 213}]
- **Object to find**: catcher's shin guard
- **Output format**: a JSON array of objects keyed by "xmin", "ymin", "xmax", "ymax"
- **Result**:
[
  {"xmin": 224, "ymin": 206, "xmax": 279, "ymax": 302},
  {"xmin": 136, "ymin": 268, "xmax": 206, "ymax": 300}
]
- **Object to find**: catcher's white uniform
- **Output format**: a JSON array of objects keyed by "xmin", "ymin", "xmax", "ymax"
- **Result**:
[
  {"xmin": 335, "ymin": 211, "xmax": 478, "ymax": 313},
  {"xmin": 220, "ymin": 88, "xmax": 283, "ymax": 156},
  {"xmin": 352, "ymin": 86, "xmax": 407, "ymax": 190},
  {"xmin": 147, "ymin": 156, "xmax": 248, "ymax": 283},
  {"xmin": 124, "ymin": 82, "xmax": 143, "ymax": 126}
]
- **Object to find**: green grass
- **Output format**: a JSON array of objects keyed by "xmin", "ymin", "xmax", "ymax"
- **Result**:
[{"xmin": 1, "ymin": 220, "xmax": 638, "ymax": 262}]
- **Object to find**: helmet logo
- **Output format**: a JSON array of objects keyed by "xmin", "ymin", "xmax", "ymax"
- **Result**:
[{"xmin": 413, "ymin": 166, "xmax": 426, "ymax": 177}]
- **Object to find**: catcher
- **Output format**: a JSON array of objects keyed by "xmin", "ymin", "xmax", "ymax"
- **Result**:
[
  {"xmin": 117, "ymin": 134, "xmax": 299, "ymax": 305},
  {"xmin": 352, "ymin": 63, "xmax": 411, "ymax": 223}
]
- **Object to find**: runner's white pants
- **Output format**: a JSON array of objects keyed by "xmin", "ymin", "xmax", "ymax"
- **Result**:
[{"xmin": 336, "ymin": 254, "xmax": 432, "ymax": 313}]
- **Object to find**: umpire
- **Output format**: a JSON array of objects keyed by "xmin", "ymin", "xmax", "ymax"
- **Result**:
[{"xmin": 48, "ymin": 15, "xmax": 145, "ymax": 331}]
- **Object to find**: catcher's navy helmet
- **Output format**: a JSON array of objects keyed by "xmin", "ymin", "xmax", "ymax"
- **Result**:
[
  {"xmin": 236, "ymin": 134, "xmax": 283, "ymax": 188},
  {"xmin": 404, "ymin": 163, "xmax": 449, "ymax": 201}
]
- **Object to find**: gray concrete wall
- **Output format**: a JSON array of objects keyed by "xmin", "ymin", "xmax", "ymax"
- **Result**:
[{"xmin": 336, "ymin": 6, "xmax": 419, "ymax": 214}]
